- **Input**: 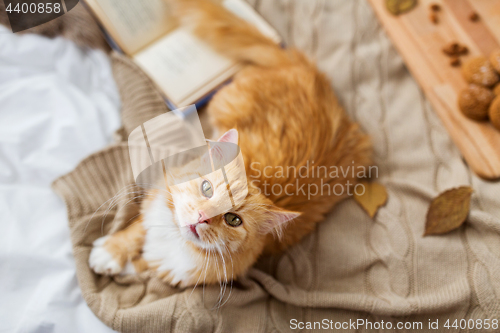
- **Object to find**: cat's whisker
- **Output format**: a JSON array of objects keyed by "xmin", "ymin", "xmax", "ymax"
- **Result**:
[
  {"xmin": 97, "ymin": 186, "xmax": 145, "ymax": 219},
  {"xmin": 84, "ymin": 184, "xmax": 145, "ymax": 233},
  {"xmin": 144, "ymin": 222, "xmax": 173, "ymax": 228},
  {"xmin": 202, "ymin": 248, "xmax": 211, "ymax": 304},
  {"xmin": 218, "ymin": 242, "xmax": 234, "ymax": 308},
  {"xmin": 100, "ymin": 194, "xmax": 147, "ymax": 234},
  {"xmin": 211, "ymin": 249, "xmax": 223, "ymax": 310},
  {"xmin": 222, "ymin": 242, "xmax": 234, "ymax": 297},
  {"xmin": 103, "ymin": 192, "xmax": 146, "ymax": 216},
  {"xmin": 214, "ymin": 244, "xmax": 228, "ymax": 310},
  {"xmin": 188, "ymin": 249, "xmax": 206, "ymax": 298},
  {"xmin": 217, "ymin": 247, "xmax": 227, "ymax": 303},
  {"xmin": 218, "ymin": 253, "xmax": 227, "ymax": 309},
  {"xmin": 122, "ymin": 213, "xmax": 142, "ymax": 228},
  {"xmin": 91, "ymin": 185, "xmax": 176, "ymax": 233},
  {"xmin": 90, "ymin": 192, "xmax": 145, "ymax": 235}
]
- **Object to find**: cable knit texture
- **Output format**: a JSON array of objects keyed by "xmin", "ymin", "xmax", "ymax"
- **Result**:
[{"xmin": 13, "ymin": 0, "xmax": 497, "ymax": 331}]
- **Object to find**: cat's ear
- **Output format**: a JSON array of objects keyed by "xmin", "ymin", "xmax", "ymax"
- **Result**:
[
  {"xmin": 260, "ymin": 206, "xmax": 300, "ymax": 234},
  {"xmin": 208, "ymin": 129, "xmax": 239, "ymax": 166},
  {"xmin": 217, "ymin": 129, "xmax": 238, "ymax": 144}
]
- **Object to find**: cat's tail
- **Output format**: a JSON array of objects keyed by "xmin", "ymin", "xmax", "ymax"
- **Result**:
[{"xmin": 167, "ymin": 0, "xmax": 292, "ymax": 67}]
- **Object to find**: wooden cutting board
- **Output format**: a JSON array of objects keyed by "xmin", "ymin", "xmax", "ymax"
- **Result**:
[{"xmin": 367, "ymin": 0, "xmax": 500, "ymax": 179}]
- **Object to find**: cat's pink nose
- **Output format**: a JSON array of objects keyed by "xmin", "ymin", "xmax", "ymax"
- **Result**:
[{"xmin": 198, "ymin": 210, "xmax": 211, "ymax": 224}]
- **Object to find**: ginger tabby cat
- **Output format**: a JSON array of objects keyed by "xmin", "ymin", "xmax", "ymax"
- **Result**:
[{"xmin": 89, "ymin": 0, "xmax": 372, "ymax": 289}]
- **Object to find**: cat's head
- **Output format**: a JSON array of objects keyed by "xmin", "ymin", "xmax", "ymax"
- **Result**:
[{"xmin": 169, "ymin": 129, "xmax": 299, "ymax": 254}]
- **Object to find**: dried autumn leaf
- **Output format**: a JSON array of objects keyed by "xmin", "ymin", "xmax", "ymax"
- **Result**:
[
  {"xmin": 386, "ymin": 0, "xmax": 418, "ymax": 15},
  {"xmin": 354, "ymin": 182, "xmax": 388, "ymax": 218},
  {"xmin": 424, "ymin": 186, "xmax": 473, "ymax": 236}
]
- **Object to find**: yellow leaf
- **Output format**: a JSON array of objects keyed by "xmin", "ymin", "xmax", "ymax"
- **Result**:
[
  {"xmin": 424, "ymin": 186, "xmax": 473, "ymax": 236},
  {"xmin": 386, "ymin": 0, "xmax": 418, "ymax": 15},
  {"xmin": 353, "ymin": 182, "xmax": 388, "ymax": 218}
]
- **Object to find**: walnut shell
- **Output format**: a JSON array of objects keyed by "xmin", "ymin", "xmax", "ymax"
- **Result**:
[
  {"xmin": 458, "ymin": 84, "xmax": 495, "ymax": 121},
  {"xmin": 490, "ymin": 49, "xmax": 500, "ymax": 73},
  {"xmin": 462, "ymin": 56, "xmax": 499, "ymax": 87},
  {"xmin": 489, "ymin": 96, "xmax": 500, "ymax": 131}
]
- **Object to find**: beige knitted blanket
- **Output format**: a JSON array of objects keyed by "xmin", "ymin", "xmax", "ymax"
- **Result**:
[{"xmin": 10, "ymin": 1, "xmax": 499, "ymax": 332}]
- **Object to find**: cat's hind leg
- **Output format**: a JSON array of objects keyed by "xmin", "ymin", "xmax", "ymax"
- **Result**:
[{"xmin": 89, "ymin": 218, "xmax": 146, "ymax": 276}]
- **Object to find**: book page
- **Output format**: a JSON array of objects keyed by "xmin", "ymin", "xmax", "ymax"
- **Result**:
[
  {"xmin": 84, "ymin": 0, "xmax": 173, "ymax": 54},
  {"xmin": 134, "ymin": 28, "xmax": 239, "ymax": 106},
  {"xmin": 223, "ymin": 0, "xmax": 281, "ymax": 43}
]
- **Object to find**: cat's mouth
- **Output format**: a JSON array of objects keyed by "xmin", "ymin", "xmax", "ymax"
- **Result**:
[
  {"xmin": 184, "ymin": 222, "xmax": 214, "ymax": 249},
  {"xmin": 189, "ymin": 224, "xmax": 199, "ymax": 238}
]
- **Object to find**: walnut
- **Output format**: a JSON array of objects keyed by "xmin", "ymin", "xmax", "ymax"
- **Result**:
[
  {"xmin": 490, "ymin": 96, "xmax": 500, "ymax": 130},
  {"xmin": 443, "ymin": 42, "xmax": 468, "ymax": 57},
  {"xmin": 450, "ymin": 57, "xmax": 461, "ymax": 67},
  {"xmin": 458, "ymin": 45, "xmax": 469, "ymax": 56},
  {"xmin": 469, "ymin": 12, "xmax": 480, "ymax": 22},
  {"xmin": 430, "ymin": 3, "xmax": 441, "ymax": 11},
  {"xmin": 430, "ymin": 13, "xmax": 439, "ymax": 24},
  {"xmin": 490, "ymin": 49, "xmax": 500, "ymax": 73},
  {"xmin": 462, "ymin": 56, "xmax": 499, "ymax": 87},
  {"xmin": 458, "ymin": 84, "xmax": 495, "ymax": 121}
]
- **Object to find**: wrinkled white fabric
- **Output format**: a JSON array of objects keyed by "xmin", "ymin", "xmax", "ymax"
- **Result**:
[{"xmin": 0, "ymin": 26, "xmax": 119, "ymax": 333}]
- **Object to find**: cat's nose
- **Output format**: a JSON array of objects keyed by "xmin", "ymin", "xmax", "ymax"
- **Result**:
[{"xmin": 198, "ymin": 210, "xmax": 211, "ymax": 224}]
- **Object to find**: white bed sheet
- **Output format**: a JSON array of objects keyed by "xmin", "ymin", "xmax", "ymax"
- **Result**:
[{"xmin": 0, "ymin": 26, "xmax": 119, "ymax": 333}]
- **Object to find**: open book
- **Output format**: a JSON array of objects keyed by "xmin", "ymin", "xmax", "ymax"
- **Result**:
[{"xmin": 82, "ymin": 0, "xmax": 282, "ymax": 109}]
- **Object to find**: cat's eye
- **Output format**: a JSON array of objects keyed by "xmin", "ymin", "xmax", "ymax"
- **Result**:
[
  {"xmin": 201, "ymin": 180, "xmax": 213, "ymax": 198},
  {"xmin": 224, "ymin": 213, "xmax": 242, "ymax": 227}
]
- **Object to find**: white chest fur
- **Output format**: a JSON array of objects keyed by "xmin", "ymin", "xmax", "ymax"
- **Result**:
[{"xmin": 142, "ymin": 195, "xmax": 197, "ymax": 285}]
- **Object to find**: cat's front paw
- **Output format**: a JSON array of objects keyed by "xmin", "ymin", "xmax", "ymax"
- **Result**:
[{"xmin": 89, "ymin": 236, "xmax": 123, "ymax": 276}]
